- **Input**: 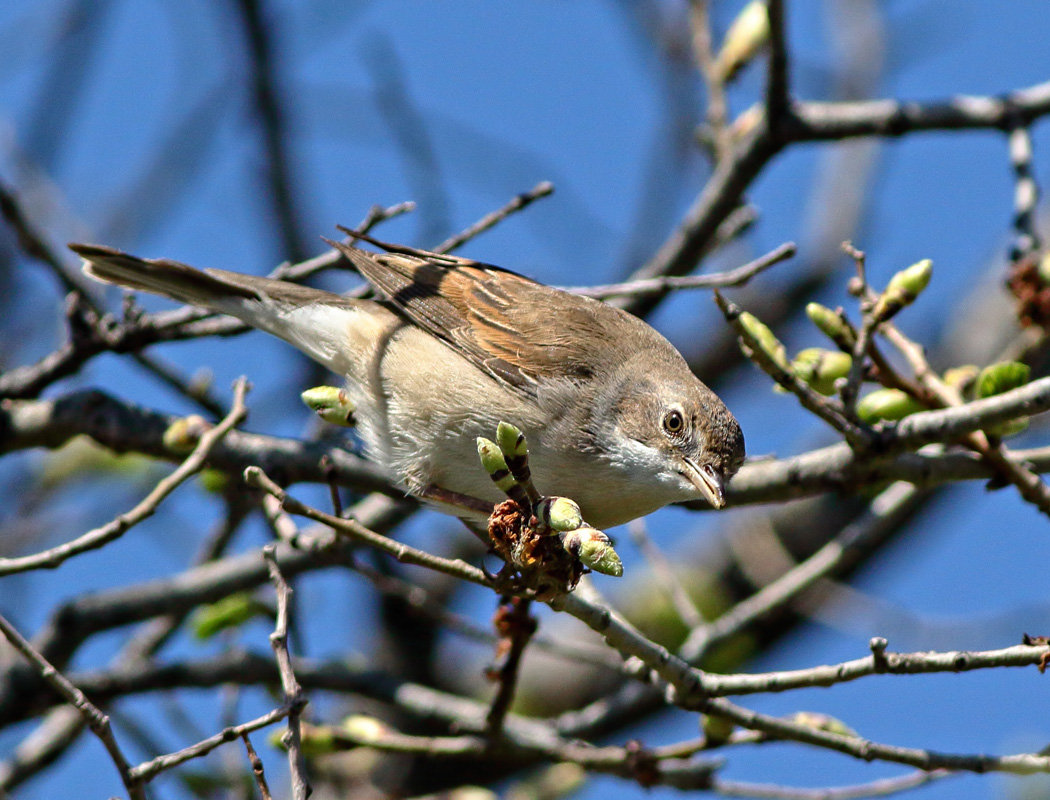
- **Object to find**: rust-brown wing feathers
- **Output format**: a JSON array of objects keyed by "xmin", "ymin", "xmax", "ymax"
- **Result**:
[{"xmin": 330, "ymin": 242, "xmax": 629, "ymax": 391}]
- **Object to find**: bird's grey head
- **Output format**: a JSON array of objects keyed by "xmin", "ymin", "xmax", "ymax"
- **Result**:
[{"xmin": 605, "ymin": 364, "xmax": 745, "ymax": 509}]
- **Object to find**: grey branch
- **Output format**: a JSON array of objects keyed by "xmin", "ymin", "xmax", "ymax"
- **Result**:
[
  {"xmin": 0, "ymin": 378, "xmax": 249, "ymax": 576},
  {"xmin": 263, "ymin": 546, "xmax": 311, "ymax": 800},
  {"xmin": 0, "ymin": 611, "xmax": 142, "ymax": 799}
]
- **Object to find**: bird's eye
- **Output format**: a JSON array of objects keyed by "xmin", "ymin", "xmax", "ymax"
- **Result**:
[{"xmin": 663, "ymin": 409, "xmax": 685, "ymax": 435}]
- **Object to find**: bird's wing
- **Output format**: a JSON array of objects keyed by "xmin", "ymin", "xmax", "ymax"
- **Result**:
[{"xmin": 330, "ymin": 241, "xmax": 624, "ymax": 392}]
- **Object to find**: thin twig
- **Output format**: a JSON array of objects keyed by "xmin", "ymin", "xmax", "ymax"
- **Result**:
[
  {"xmin": 485, "ymin": 598, "xmax": 536, "ymax": 738},
  {"xmin": 1007, "ymin": 125, "xmax": 1041, "ymax": 261},
  {"xmin": 682, "ymin": 482, "xmax": 921, "ymax": 662},
  {"xmin": 839, "ymin": 243, "xmax": 879, "ymax": 417},
  {"xmin": 434, "ymin": 181, "xmax": 555, "ymax": 254},
  {"xmin": 126, "ymin": 705, "xmax": 290, "ymax": 785},
  {"xmin": 242, "ymin": 733, "xmax": 273, "ymax": 800},
  {"xmin": 628, "ymin": 519, "xmax": 704, "ymax": 629},
  {"xmin": 701, "ymin": 695, "xmax": 1050, "ymax": 775},
  {"xmin": 262, "ymin": 545, "xmax": 311, "ymax": 800},
  {"xmin": 688, "ymin": 0, "xmax": 732, "ymax": 161},
  {"xmin": 272, "ymin": 201, "xmax": 416, "ymax": 282},
  {"xmin": 713, "ymin": 290, "xmax": 873, "ymax": 446},
  {"xmin": 700, "ymin": 637, "xmax": 1050, "ymax": 697},
  {"xmin": 244, "ymin": 467, "xmax": 491, "ymax": 587},
  {"xmin": 788, "ymin": 79, "xmax": 1050, "ymax": 141},
  {"xmin": 573, "ymin": 242, "xmax": 795, "ymax": 298},
  {"xmin": 765, "ymin": 0, "xmax": 790, "ymax": 125},
  {"xmin": 880, "ymin": 320, "xmax": 1050, "ymax": 518},
  {"xmin": 0, "ymin": 611, "xmax": 143, "ymax": 799},
  {"xmin": 0, "ymin": 378, "xmax": 250, "ymax": 576}
]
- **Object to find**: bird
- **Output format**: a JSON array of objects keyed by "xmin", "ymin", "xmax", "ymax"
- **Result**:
[{"xmin": 71, "ymin": 235, "xmax": 744, "ymax": 530}]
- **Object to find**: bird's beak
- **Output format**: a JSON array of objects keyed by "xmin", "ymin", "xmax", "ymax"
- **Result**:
[{"xmin": 679, "ymin": 457, "xmax": 726, "ymax": 509}]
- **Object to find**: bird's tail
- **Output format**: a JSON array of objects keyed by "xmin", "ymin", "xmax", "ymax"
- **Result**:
[
  {"xmin": 71, "ymin": 243, "xmax": 368, "ymax": 377},
  {"xmin": 70, "ymin": 243, "xmax": 263, "ymax": 308}
]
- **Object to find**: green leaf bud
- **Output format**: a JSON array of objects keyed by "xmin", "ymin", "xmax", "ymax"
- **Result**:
[
  {"xmin": 873, "ymin": 259, "xmax": 932, "ymax": 322},
  {"xmin": 496, "ymin": 420, "xmax": 528, "ymax": 459},
  {"xmin": 789, "ymin": 711, "xmax": 857, "ymax": 738},
  {"xmin": 805, "ymin": 303, "xmax": 857, "ymax": 350},
  {"xmin": 976, "ymin": 361, "xmax": 1030, "ymax": 399},
  {"xmin": 535, "ymin": 496, "xmax": 583, "ymax": 532},
  {"xmin": 791, "ymin": 348, "xmax": 853, "ymax": 396},
  {"xmin": 300, "ymin": 385, "xmax": 356, "ymax": 427},
  {"xmin": 702, "ymin": 713, "xmax": 735, "ymax": 744},
  {"xmin": 564, "ymin": 526, "xmax": 623, "ymax": 577},
  {"xmin": 342, "ymin": 715, "xmax": 389, "ymax": 745},
  {"xmin": 477, "ymin": 437, "xmax": 518, "ymax": 494},
  {"xmin": 1039, "ymin": 251, "xmax": 1050, "ymax": 286},
  {"xmin": 715, "ymin": 0, "xmax": 770, "ymax": 82},
  {"xmin": 162, "ymin": 415, "xmax": 209, "ymax": 454},
  {"xmin": 855, "ymin": 389, "xmax": 925, "ymax": 423},
  {"xmin": 198, "ymin": 469, "xmax": 229, "ymax": 494},
  {"xmin": 739, "ymin": 312, "xmax": 788, "ymax": 370},
  {"xmin": 295, "ymin": 726, "xmax": 338, "ymax": 757},
  {"xmin": 976, "ymin": 361, "xmax": 1031, "ymax": 437}
]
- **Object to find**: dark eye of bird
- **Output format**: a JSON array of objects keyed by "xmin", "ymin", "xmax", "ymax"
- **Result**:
[{"xmin": 663, "ymin": 409, "xmax": 684, "ymax": 435}]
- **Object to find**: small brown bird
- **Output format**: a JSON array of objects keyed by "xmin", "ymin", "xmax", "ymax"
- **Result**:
[{"xmin": 71, "ymin": 237, "xmax": 744, "ymax": 529}]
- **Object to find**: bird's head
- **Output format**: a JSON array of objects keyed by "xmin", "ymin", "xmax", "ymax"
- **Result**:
[{"xmin": 605, "ymin": 364, "xmax": 745, "ymax": 509}]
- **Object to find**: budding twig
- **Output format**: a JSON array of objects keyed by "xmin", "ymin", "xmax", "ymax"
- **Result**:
[{"xmin": 714, "ymin": 290, "xmax": 873, "ymax": 448}]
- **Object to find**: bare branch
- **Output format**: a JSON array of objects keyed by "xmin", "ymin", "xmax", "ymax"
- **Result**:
[
  {"xmin": 683, "ymin": 482, "xmax": 921, "ymax": 662},
  {"xmin": 434, "ymin": 181, "xmax": 555, "ymax": 254},
  {"xmin": 1008, "ymin": 125, "xmax": 1041, "ymax": 260},
  {"xmin": 702, "ymin": 695, "xmax": 1050, "ymax": 775},
  {"xmin": 242, "ymin": 733, "xmax": 273, "ymax": 800},
  {"xmin": 572, "ymin": 242, "xmax": 795, "ymax": 299},
  {"xmin": 789, "ymin": 80, "xmax": 1050, "ymax": 140},
  {"xmin": 262, "ymin": 545, "xmax": 311, "ymax": 800},
  {"xmin": 244, "ymin": 467, "xmax": 490, "ymax": 587},
  {"xmin": 485, "ymin": 598, "xmax": 536, "ymax": 738},
  {"xmin": 0, "ymin": 379, "xmax": 249, "ymax": 575},
  {"xmin": 0, "ymin": 611, "xmax": 142, "ymax": 799},
  {"xmin": 765, "ymin": 0, "xmax": 790, "ymax": 125}
]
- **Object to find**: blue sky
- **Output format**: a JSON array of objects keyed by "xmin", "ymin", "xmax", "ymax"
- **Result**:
[{"xmin": 2, "ymin": 2, "xmax": 1050, "ymax": 798}]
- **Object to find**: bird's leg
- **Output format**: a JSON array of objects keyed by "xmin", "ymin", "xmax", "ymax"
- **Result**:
[{"xmin": 416, "ymin": 484, "xmax": 496, "ymax": 517}]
